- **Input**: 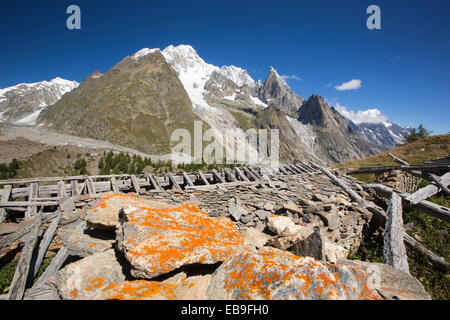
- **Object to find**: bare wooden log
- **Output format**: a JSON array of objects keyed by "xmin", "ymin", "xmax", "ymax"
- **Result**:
[
  {"xmin": 0, "ymin": 185, "xmax": 12, "ymax": 223},
  {"xmin": 148, "ymin": 174, "xmax": 162, "ymax": 190},
  {"xmin": 32, "ymin": 247, "xmax": 69, "ymax": 290},
  {"xmin": 388, "ymin": 153, "xmax": 450, "ymax": 196},
  {"xmin": 130, "ymin": 174, "xmax": 141, "ymax": 194},
  {"xmin": 310, "ymin": 161, "xmax": 367, "ymax": 208},
  {"xmin": 234, "ymin": 167, "xmax": 250, "ymax": 182},
  {"xmin": 348, "ymin": 163, "xmax": 450, "ymax": 175},
  {"xmin": 0, "ymin": 201, "xmax": 59, "ymax": 207},
  {"xmin": 110, "ymin": 176, "xmax": 119, "ymax": 193},
  {"xmin": 197, "ymin": 170, "xmax": 210, "ymax": 185},
  {"xmin": 167, "ymin": 173, "xmax": 182, "ymax": 190},
  {"xmin": 249, "ymin": 167, "xmax": 262, "ymax": 179},
  {"xmin": 25, "ymin": 183, "xmax": 39, "ymax": 220},
  {"xmin": 403, "ymin": 233, "xmax": 450, "ymax": 272},
  {"xmin": 224, "ymin": 168, "xmax": 238, "ymax": 182},
  {"xmin": 86, "ymin": 177, "xmax": 96, "ymax": 195},
  {"xmin": 211, "ymin": 169, "xmax": 225, "ymax": 183},
  {"xmin": 32, "ymin": 211, "xmax": 63, "ymax": 278},
  {"xmin": 70, "ymin": 180, "xmax": 80, "ymax": 197},
  {"xmin": 277, "ymin": 165, "xmax": 289, "ymax": 175},
  {"xmin": 383, "ymin": 192, "xmax": 410, "ymax": 273},
  {"xmin": 182, "ymin": 171, "xmax": 195, "ymax": 187},
  {"xmin": 7, "ymin": 210, "xmax": 43, "ymax": 300},
  {"xmin": 406, "ymin": 172, "xmax": 450, "ymax": 204},
  {"xmin": 57, "ymin": 181, "xmax": 68, "ymax": 198},
  {"xmin": 364, "ymin": 183, "xmax": 450, "ymax": 223},
  {"xmin": 242, "ymin": 167, "xmax": 258, "ymax": 181}
]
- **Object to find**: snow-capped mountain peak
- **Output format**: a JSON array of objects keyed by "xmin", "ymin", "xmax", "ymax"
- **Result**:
[{"xmin": 0, "ymin": 77, "xmax": 79, "ymax": 124}]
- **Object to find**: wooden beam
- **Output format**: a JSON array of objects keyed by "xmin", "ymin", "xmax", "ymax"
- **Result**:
[
  {"xmin": 364, "ymin": 183, "xmax": 450, "ymax": 223},
  {"xmin": 57, "ymin": 180, "xmax": 68, "ymax": 198},
  {"xmin": 182, "ymin": 171, "xmax": 195, "ymax": 187},
  {"xmin": 406, "ymin": 172, "xmax": 450, "ymax": 204},
  {"xmin": 8, "ymin": 210, "xmax": 43, "ymax": 300},
  {"xmin": 211, "ymin": 169, "xmax": 225, "ymax": 184},
  {"xmin": 168, "ymin": 173, "xmax": 182, "ymax": 190},
  {"xmin": 277, "ymin": 165, "xmax": 289, "ymax": 175},
  {"xmin": 32, "ymin": 211, "xmax": 63, "ymax": 279},
  {"xmin": 32, "ymin": 247, "xmax": 69, "ymax": 290},
  {"xmin": 242, "ymin": 167, "xmax": 258, "ymax": 181},
  {"xmin": 130, "ymin": 174, "xmax": 141, "ymax": 194},
  {"xmin": 310, "ymin": 161, "xmax": 367, "ymax": 208},
  {"xmin": 86, "ymin": 177, "xmax": 96, "ymax": 195},
  {"xmin": 0, "ymin": 185, "xmax": 12, "ymax": 223},
  {"xmin": 224, "ymin": 168, "xmax": 238, "ymax": 182},
  {"xmin": 148, "ymin": 174, "xmax": 162, "ymax": 190},
  {"xmin": 110, "ymin": 176, "xmax": 119, "ymax": 193},
  {"xmin": 70, "ymin": 180, "xmax": 80, "ymax": 197},
  {"xmin": 25, "ymin": 183, "xmax": 39, "ymax": 220},
  {"xmin": 348, "ymin": 163, "xmax": 450, "ymax": 175},
  {"xmin": 0, "ymin": 201, "xmax": 59, "ymax": 207},
  {"xmin": 249, "ymin": 167, "xmax": 262, "ymax": 179},
  {"xmin": 403, "ymin": 233, "xmax": 450, "ymax": 272},
  {"xmin": 234, "ymin": 167, "xmax": 250, "ymax": 182},
  {"xmin": 197, "ymin": 170, "xmax": 210, "ymax": 185},
  {"xmin": 388, "ymin": 153, "xmax": 450, "ymax": 196},
  {"xmin": 383, "ymin": 192, "xmax": 410, "ymax": 273}
]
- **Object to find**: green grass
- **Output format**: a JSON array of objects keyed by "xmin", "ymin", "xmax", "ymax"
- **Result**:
[
  {"xmin": 0, "ymin": 258, "xmax": 53, "ymax": 294},
  {"xmin": 349, "ymin": 193, "xmax": 450, "ymax": 300}
]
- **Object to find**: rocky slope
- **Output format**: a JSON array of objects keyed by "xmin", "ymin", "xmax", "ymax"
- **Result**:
[
  {"xmin": 9, "ymin": 44, "xmax": 409, "ymax": 164},
  {"xmin": 0, "ymin": 78, "xmax": 78, "ymax": 124},
  {"xmin": 38, "ymin": 50, "xmax": 205, "ymax": 155},
  {"xmin": 0, "ymin": 170, "xmax": 430, "ymax": 300}
]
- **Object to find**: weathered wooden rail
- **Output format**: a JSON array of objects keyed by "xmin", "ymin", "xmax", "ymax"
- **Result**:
[
  {"xmin": 336, "ymin": 154, "xmax": 450, "ymax": 273},
  {"xmin": 0, "ymin": 163, "xmax": 320, "ymax": 222},
  {"xmin": 0, "ymin": 162, "xmax": 321, "ymax": 300}
]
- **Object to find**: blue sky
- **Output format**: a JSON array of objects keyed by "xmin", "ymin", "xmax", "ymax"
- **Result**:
[{"xmin": 1, "ymin": 0, "xmax": 449, "ymax": 133}]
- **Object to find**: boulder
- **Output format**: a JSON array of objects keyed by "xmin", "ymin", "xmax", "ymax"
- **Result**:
[
  {"xmin": 228, "ymin": 203, "xmax": 247, "ymax": 221},
  {"xmin": 337, "ymin": 259, "xmax": 431, "ymax": 300},
  {"xmin": 162, "ymin": 270, "xmax": 212, "ymax": 300},
  {"xmin": 254, "ymin": 210, "xmax": 271, "ymax": 221},
  {"xmin": 51, "ymin": 249, "xmax": 126, "ymax": 300},
  {"xmin": 88, "ymin": 280, "xmax": 177, "ymax": 300},
  {"xmin": 267, "ymin": 215, "xmax": 313, "ymax": 237},
  {"xmin": 116, "ymin": 200, "xmax": 244, "ymax": 279},
  {"xmin": 241, "ymin": 227, "xmax": 273, "ymax": 249},
  {"xmin": 56, "ymin": 228, "xmax": 114, "ymax": 257},
  {"xmin": 290, "ymin": 226, "xmax": 325, "ymax": 260},
  {"xmin": 86, "ymin": 193, "xmax": 176, "ymax": 229},
  {"xmin": 206, "ymin": 247, "xmax": 381, "ymax": 300}
]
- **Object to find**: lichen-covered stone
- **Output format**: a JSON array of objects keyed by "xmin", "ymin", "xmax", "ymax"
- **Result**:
[
  {"xmin": 206, "ymin": 247, "xmax": 381, "ymax": 300},
  {"xmin": 52, "ymin": 249, "xmax": 126, "ymax": 300},
  {"xmin": 337, "ymin": 259, "xmax": 431, "ymax": 300},
  {"xmin": 56, "ymin": 228, "xmax": 114, "ymax": 257},
  {"xmin": 116, "ymin": 199, "xmax": 244, "ymax": 279},
  {"xmin": 90, "ymin": 280, "xmax": 177, "ymax": 300},
  {"xmin": 86, "ymin": 193, "xmax": 176, "ymax": 229}
]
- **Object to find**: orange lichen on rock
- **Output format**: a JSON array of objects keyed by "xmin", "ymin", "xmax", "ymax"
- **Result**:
[
  {"xmin": 116, "ymin": 198, "xmax": 244, "ymax": 279},
  {"xmin": 98, "ymin": 281, "xmax": 177, "ymax": 300},
  {"xmin": 205, "ymin": 247, "xmax": 382, "ymax": 300},
  {"xmin": 86, "ymin": 193, "xmax": 176, "ymax": 229}
]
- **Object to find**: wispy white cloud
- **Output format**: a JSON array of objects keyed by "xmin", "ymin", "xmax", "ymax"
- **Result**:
[
  {"xmin": 335, "ymin": 79, "xmax": 362, "ymax": 91},
  {"xmin": 334, "ymin": 102, "xmax": 388, "ymax": 124},
  {"xmin": 326, "ymin": 82, "xmax": 332, "ymax": 87},
  {"xmin": 280, "ymin": 74, "xmax": 302, "ymax": 81}
]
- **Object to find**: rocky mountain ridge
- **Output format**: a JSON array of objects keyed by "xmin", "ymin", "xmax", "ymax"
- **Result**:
[
  {"xmin": 0, "ymin": 78, "xmax": 78, "ymax": 124},
  {"xmin": 0, "ymin": 44, "xmax": 411, "ymax": 164}
]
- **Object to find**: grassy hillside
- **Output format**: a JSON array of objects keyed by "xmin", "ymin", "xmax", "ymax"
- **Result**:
[
  {"xmin": 340, "ymin": 134, "xmax": 450, "ymax": 300},
  {"xmin": 335, "ymin": 134, "xmax": 450, "ymax": 183}
]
